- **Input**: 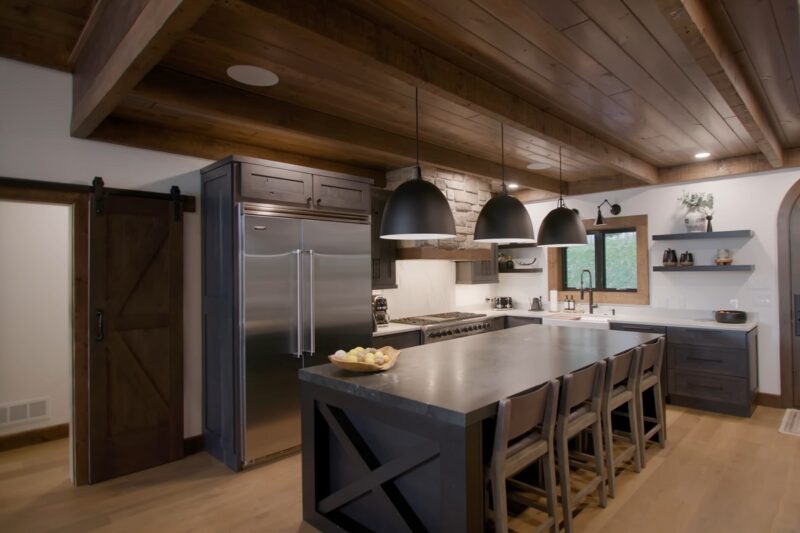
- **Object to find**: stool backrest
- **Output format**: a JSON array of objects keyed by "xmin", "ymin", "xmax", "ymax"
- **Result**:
[
  {"xmin": 495, "ymin": 380, "xmax": 559, "ymax": 453},
  {"xmin": 559, "ymin": 360, "xmax": 606, "ymax": 418},
  {"xmin": 605, "ymin": 348, "xmax": 638, "ymax": 394},
  {"xmin": 639, "ymin": 337, "xmax": 665, "ymax": 377}
]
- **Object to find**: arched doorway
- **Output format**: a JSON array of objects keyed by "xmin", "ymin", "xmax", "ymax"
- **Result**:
[{"xmin": 777, "ymin": 179, "xmax": 800, "ymax": 408}]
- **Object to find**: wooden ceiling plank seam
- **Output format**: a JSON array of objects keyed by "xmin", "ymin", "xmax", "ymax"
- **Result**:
[
  {"xmin": 231, "ymin": 0, "xmax": 658, "ymax": 184},
  {"xmin": 70, "ymin": 0, "xmax": 213, "ymax": 137},
  {"xmin": 769, "ymin": 0, "xmax": 800, "ymax": 115},
  {"xmin": 573, "ymin": 0, "xmax": 748, "ymax": 156},
  {"xmin": 135, "ymin": 68, "xmax": 563, "ymax": 193},
  {"xmin": 658, "ymin": 0, "xmax": 784, "ymax": 168},
  {"xmin": 91, "ymin": 116, "xmax": 387, "ymax": 184}
]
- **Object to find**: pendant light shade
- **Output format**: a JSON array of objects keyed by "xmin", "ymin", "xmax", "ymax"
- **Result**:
[
  {"xmin": 381, "ymin": 88, "xmax": 455, "ymax": 240},
  {"xmin": 474, "ymin": 193, "xmax": 536, "ymax": 243},
  {"xmin": 536, "ymin": 147, "xmax": 588, "ymax": 247},
  {"xmin": 474, "ymin": 123, "xmax": 535, "ymax": 243},
  {"xmin": 380, "ymin": 167, "xmax": 456, "ymax": 240}
]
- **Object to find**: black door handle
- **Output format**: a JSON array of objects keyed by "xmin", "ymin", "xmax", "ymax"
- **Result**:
[{"xmin": 95, "ymin": 310, "xmax": 104, "ymax": 341}]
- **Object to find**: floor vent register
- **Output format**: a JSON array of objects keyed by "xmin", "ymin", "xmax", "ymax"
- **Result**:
[{"xmin": 779, "ymin": 409, "xmax": 800, "ymax": 436}]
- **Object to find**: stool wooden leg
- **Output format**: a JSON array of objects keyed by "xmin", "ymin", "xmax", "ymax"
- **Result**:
[
  {"xmin": 491, "ymin": 471, "xmax": 508, "ymax": 533},
  {"xmin": 654, "ymin": 383, "xmax": 667, "ymax": 449},
  {"xmin": 544, "ymin": 449, "xmax": 558, "ymax": 533},
  {"xmin": 629, "ymin": 399, "xmax": 642, "ymax": 473},
  {"xmin": 591, "ymin": 421, "xmax": 607, "ymax": 508},
  {"xmin": 602, "ymin": 407, "xmax": 616, "ymax": 498},
  {"xmin": 636, "ymin": 391, "xmax": 647, "ymax": 468},
  {"xmin": 557, "ymin": 433, "xmax": 573, "ymax": 533}
]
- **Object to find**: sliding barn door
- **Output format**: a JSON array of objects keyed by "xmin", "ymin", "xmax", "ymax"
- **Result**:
[{"xmin": 89, "ymin": 194, "xmax": 183, "ymax": 483}]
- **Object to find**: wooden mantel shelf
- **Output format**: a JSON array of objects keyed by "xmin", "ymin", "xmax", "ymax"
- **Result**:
[{"xmin": 396, "ymin": 247, "xmax": 492, "ymax": 261}]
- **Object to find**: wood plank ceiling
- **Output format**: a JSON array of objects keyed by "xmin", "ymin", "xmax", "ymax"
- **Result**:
[{"xmin": 1, "ymin": 0, "xmax": 799, "ymax": 195}]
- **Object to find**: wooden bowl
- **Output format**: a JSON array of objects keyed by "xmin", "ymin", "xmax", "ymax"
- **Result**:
[
  {"xmin": 715, "ymin": 258, "xmax": 733, "ymax": 265},
  {"xmin": 328, "ymin": 346, "xmax": 400, "ymax": 372}
]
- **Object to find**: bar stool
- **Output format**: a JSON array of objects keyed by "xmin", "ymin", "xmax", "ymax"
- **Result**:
[
  {"xmin": 487, "ymin": 380, "xmax": 560, "ymax": 533},
  {"xmin": 601, "ymin": 348, "xmax": 642, "ymax": 498},
  {"xmin": 556, "ymin": 361, "xmax": 607, "ymax": 533},
  {"xmin": 635, "ymin": 337, "xmax": 667, "ymax": 467}
]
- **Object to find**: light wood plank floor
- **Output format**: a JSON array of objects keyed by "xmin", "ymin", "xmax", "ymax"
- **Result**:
[{"xmin": 1, "ymin": 406, "xmax": 798, "ymax": 532}]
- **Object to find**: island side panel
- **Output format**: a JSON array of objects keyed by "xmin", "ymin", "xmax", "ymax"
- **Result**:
[{"xmin": 301, "ymin": 380, "xmax": 486, "ymax": 532}]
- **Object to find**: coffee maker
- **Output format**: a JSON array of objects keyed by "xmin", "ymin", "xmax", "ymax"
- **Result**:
[{"xmin": 372, "ymin": 295, "xmax": 389, "ymax": 326}]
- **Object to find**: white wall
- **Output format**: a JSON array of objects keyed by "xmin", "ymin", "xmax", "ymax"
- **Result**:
[
  {"xmin": 0, "ymin": 201, "xmax": 71, "ymax": 436},
  {"xmin": 0, "ymin": 57, "xmax": 211, "ymax": 437},
  {"xmin": 509, "ymin": 172, "xmax": 800, "ymax": 395}
]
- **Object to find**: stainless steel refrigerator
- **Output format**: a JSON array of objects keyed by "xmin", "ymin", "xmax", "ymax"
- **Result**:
[{"xmin": 239, "ymin": 205, "xmax": 372, "ymax": 466}]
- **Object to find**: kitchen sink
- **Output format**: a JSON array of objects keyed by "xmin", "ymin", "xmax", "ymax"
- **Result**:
[{"xmin": 542, "ymin": 314, "xmax": 610, "ymax": 330}]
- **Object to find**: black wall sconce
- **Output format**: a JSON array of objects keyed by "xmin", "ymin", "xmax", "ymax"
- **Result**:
[{"xmin": 594, "ymin": 199, "xmax": 621, "ymax": 226}]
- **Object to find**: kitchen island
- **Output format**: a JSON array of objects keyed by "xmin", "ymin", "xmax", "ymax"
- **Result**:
[{"xmin": 299, "ymin": 325, "xmax": 660, "ymax": 532}]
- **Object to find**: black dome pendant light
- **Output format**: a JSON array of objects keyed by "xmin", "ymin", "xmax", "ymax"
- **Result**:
[
  {"xmin": 536, "ymin": 147, "xmax": 588, "ymax": 247},
  {"xmin": 474, "ymin": 124, "xmax": 536, "ymax": 243},
  {"xmin": 380, "ymin": 88, "xmax": 456, "ymax": 240}
]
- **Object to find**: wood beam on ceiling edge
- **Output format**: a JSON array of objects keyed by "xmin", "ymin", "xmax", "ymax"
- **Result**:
[
  {"xmin": 225, "ymin": 0, "xmax": 659, "ymax": 185},
  {"xmin": 659, "ymin": 148, "xmax": 800, "ymax": 183},
  {"xmin": 133, "ymin": 68, "xmax": 562, "ymax": 193},
  {"xmin": 91, "ymin": 117, "xmax": 387, "ymax": 185},
  {"xmin": 70, "ymin": 0, "xmax": 212, "ymax": 138},
  {"xmin": 658, "ymin": 0, "xmax": 784, "ymax": 167}
]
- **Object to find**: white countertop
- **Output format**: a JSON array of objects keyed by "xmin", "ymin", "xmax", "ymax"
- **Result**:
[{"xmin": 372, "ymin": 308, "xmax": 757, "ymax": 337}]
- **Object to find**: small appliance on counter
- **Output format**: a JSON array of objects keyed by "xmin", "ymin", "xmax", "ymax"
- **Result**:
[
  {"xmin": 495, "ymin": 296, "xmax": 513, "ymax": 309},
  {"xmin": 529, "ymin": 296, "xmax": 543, "ymax": 311},
  {"xmin": 372, "ymin": 295, "xmax": 389, "ymax": 326},
  {"xmin": 715, "ymin": 310, "xmax": 747, "ymax": 324}
]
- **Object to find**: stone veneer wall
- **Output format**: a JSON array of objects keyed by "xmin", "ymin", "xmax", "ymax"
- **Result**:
[{"xmin": 385, "ymin": 166, "xmax": 499, "ymax": 250}]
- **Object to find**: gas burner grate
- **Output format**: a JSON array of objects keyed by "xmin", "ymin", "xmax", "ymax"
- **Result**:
[{"xmin": 392, "ymin": 312, "xmax": 487, "ymax": 326}]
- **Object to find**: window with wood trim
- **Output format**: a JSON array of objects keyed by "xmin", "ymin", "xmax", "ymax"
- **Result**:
[
  {"xmin": 562, "ymin": 229, "xmax": 637, "ymax": 292},
  {"xmin": 548, "ymin": 215, "xmax": 649, "ymax": 305}
]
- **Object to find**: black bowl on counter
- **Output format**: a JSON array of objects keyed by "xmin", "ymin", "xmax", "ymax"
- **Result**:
[{"xmin": 715, "ymin": 310, "xmax": 747, "ymax": 324}]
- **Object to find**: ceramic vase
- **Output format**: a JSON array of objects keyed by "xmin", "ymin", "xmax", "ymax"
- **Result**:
[{"xmin": 684, "ymin": 208, "xmax": 706, "ymax": 232}]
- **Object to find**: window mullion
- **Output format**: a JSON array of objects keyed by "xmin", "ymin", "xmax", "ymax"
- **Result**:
[{"xmin": 596, "ymin": 232, "xmax": 606, "ymax": 290}]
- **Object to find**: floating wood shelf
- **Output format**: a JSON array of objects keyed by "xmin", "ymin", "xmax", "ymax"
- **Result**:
[
  {"xmin": 498, "ymin": 242, "xmax": 538, "ymax": 249},
  {"xmin": 653, "ymin": 265, "xmax": 754, "ymax": 272},
  {"xmin": 396, "ymin": 246, "xmax": 492, "ymax": 261},
  {"xmin": 652, "ymin": 230, "xmax": 753, "ymax": 241},
  {"xmin": 499, "ymin": 268, "xmax": 543, "ymax": 274}
]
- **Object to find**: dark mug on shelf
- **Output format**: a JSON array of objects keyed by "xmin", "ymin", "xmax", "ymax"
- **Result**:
[{"xmin": 662, "ymin": 248, "xmax": 678, "ymax": 266}]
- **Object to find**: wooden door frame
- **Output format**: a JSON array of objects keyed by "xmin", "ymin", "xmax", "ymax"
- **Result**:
[
  {"xmin": 777, "ymin": 178, "xmax": 800, "ymax": 408},
  {"xmin": 0, "ymin": 178, "xmax": 91, "ymax": 485}
]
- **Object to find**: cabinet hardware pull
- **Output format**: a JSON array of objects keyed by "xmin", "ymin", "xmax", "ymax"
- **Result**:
[
  {"xmin": 687, "ymin": 356, "xmax": 724, "ymax": 363},
  {"xmin": 95, "ymin": 310, "xmax": 104, "ymax": 341},
  {"xmin": 688, "ymin": 382, "xmax": 724, "ymax": 391}
]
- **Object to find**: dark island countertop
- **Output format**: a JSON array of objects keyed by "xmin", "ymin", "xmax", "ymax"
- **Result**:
[{"xmin": 299, "ymin": 325, "xmax": 660, "ymax": 426}]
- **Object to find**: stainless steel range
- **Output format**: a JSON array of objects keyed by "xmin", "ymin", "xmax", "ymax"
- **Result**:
[{"xmin": 392, "ymin": 312, "xmax": 503, "ymax": 343}]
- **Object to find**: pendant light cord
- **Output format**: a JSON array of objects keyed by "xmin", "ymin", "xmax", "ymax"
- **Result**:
[
  {"xmin": 501, "ymin": 123, "xmax": 506, "ymax": 192},
  {"xmin": 558, "ymin": 146, "xmax": 565, "ymax": 208},
  {"xmin": 415, "ymin": 87, "xmax": 420, "ymax": 179}
]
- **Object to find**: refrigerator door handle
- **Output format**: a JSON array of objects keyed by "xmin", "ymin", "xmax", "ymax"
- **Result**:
[
  {"xmin": 308, "ymin": 249, "xmax": 316, "ymax": 355},
  {"xmin": 294, "ymin": 249, "xmax": 303, "ymax": 357}
]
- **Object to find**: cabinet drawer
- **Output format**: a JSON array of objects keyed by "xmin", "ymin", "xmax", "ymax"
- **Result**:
[
  {"xmin": 610, "ymin": 322, "xmax": 666, "ymax": 334},
  {"xmin": 505, "ymin": 316, "xmax": 542, "ymax": 328},
  {"xmin": 667, "ymin": 327, "xmax": 746, "ymax": 350},
  {"xmin": 375, "ymin": 330, "xmax": 420, "ymax": 349},
  {"xmin": 669, "ymin": 370, "xmax": 749, "ymax": 406},
  {"xmin": 668, "ymin": 344, "xmax": 747, "ymax": 378},
  {"xmin": 240, "ymin": 163, "xmax": 312, "ymax": 205},
  {"xmin": 313, "ymin": 175, "xmax": 370, "ymax": 212}
]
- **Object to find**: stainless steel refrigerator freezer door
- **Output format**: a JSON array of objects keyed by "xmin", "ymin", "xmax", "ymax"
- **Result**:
[
  {"xmin": 301, "ymin": 219, "xmax": 372, "ymax": 365},
  {"xmin": 241, "ymin": 215, "xmax": 303, "ymax": 463}
]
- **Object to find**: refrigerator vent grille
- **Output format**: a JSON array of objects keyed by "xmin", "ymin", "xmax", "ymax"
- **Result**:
[{"xmin": 0, "ymin": 398, "xmax": 49, "ymax": 426}]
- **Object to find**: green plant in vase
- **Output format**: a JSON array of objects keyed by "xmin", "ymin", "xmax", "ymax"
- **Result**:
[{"xmin": 679, "ymin": 191, "xmax": 714, "ymax": 232}]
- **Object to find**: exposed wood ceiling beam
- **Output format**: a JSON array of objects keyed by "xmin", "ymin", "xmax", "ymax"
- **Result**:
[
  {"xmin": 227, "ymin": 0, "xmax": 659, "ymax": 185},
  {"xmin": 659, "ymin": 147, "xmax": 800, "ymax": 183},
  {"xmin": 91, "ymin": 117, "xmax": 387, "ymax": 185},
  {"xmin": 70, "ymin": 0, "xmax": 212, "ymax": 137},
  {"xmin": 658, "ymin": 0, "xmax": 784, "ymax": 167},
  {"xmin": 133, "ymin": 69, "xmax": 563, "ymax": 193}
]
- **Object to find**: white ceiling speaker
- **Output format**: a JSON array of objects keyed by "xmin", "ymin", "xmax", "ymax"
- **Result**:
[{"xmin": 226, "ymin": 65, "xmax": 280, "ymax": 87}]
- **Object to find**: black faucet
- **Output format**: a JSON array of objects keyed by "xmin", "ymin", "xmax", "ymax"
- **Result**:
[{"xmin": 579, "ymin": 269, "xmax": 598, "ymax": 314}]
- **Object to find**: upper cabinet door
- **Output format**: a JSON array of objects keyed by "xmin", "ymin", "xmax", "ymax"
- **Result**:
[
  {"xmin": 240, "ymin": 163, "xmax": 312, "ymax": 206},
  {"xmin": 312, "ymin": 175, "xmax": 370, "ymax": 212}
]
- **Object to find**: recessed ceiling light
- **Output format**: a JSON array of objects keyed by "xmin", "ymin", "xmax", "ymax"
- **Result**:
[
  {"xmin": 527, "ymin": 162, "xmax": 550, "ymax": 170},
  {"xmin": 694, "ymin": 151, "xmax": 711, "ymax": 159},
  {"xmin": 226, "ymin": 65, "xmax": 279, "ymax": 87},
  {"xmin": 507, "ymin": 183, "xmax": 519, "ymax": 190}
]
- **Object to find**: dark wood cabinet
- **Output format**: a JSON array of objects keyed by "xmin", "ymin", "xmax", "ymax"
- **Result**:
[
  {"xmin": 610, "ymin": 321, "xmax": 758, "ymax": 417},
  {"xmin": 666, "ymin": 326, "xmax": 757, "ymax": 417},
  {"xmin": 235, "ymin": 157, "xmax": 371, "ymax": 213},
  {"xmin": 374, "ymin": 329, "xmax": 421, "ymax": 349},
  {"xmin": 370, "ymin": 188, "xmax": 397, "ymax": 289},
  {"xmin": 505, "ymin": 316, "xmax": 542, "ymax": 328},
  {"xmin": 455, "ymin": 245, "xmax": 499, "ymax": 284}
]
